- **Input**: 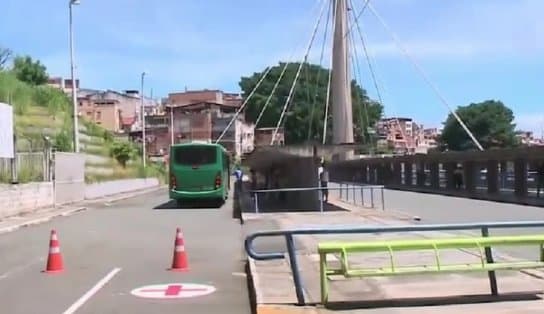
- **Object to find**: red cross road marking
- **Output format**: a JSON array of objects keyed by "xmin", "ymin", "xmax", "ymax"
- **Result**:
[
  {"xmin": 131, "ymin": 283, "xmax": 216, "ymax": 299},
  {"xmin": 140, "ymin": 285, "xmax": 207, "ymax": 296}
]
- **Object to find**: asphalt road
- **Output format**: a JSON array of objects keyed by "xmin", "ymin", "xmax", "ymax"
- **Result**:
[{"xmin": 0, "ymin": 189, "xmax": 251, "ymax": 314}]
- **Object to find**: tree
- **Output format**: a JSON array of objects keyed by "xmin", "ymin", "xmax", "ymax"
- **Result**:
[
  {"xmin": 0, "ymin": 46, "xmax": 12, "ymax": 70},
  {"xmin": 12, "ymin": 55, "xmax": 48, "ymax": 85},
  {"xmin": 110, "ymin": 142, "xmax": 134, "ymax": 168},
  {"xmin": 438, "ymin": 100, "xmax": 519, "ymax": 151},
  {"xmin": 239, "ymin": 62, "xmax": 383, "ymax": 144}
]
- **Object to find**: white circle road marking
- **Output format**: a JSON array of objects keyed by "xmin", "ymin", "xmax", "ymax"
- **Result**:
[{"xmin": 131, "ymin": 283, "xmax": 216, "ymax": 299}]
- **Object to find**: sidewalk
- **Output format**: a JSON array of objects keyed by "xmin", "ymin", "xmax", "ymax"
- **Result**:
[
  {"xmin": 244, "ymin": 196, "xmax": 544, "ymax": 314},
  {"xmin": 0, "ymin": 185, "xmax": 165, "ymax": 234}
]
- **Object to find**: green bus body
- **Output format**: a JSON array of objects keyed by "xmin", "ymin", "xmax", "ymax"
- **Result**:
[{"xmin": 169, "ymin": 142, "xmax": 230, "ymax": 204}]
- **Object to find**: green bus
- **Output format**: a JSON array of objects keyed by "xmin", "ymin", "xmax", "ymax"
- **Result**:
[{"xmin": 169, "ymin": 142, "xmax": 230, "ymax": 205}]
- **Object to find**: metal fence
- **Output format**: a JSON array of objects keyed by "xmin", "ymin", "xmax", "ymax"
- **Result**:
[
  {"xmin": 335, "ymin": 182, "xmax": 385, "ymax": 210},
  {"xmin": 249, "ymin": 184, "xmax": 385, "ymax": 213},
  {"xmin": 245, "ymin": 220, "xmax": 544, "ymax": 305},
  {"xmin": 0, "ymin": 152, "xmax": 48, "ymax": 183}
]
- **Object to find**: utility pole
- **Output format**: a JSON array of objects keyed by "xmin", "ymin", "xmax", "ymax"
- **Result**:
[
  {"xmin": 141, "ymin": 72, "xmax": 146, "ymax": 169},
  {"xmin": 331, "ymin": 0, "xmax": 354, "ymax": 160},
  {"xmin": 170, "ymin": 105, "xmax": 174, "ymax": 145},
  {"xmin": 69, "ymin": 0, "xmax": 81, "ymax": 153}
]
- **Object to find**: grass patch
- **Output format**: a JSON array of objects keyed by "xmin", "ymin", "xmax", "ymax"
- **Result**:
[
  {"xmin": 80, "ymin": 136, "xmax": 105, "ymax": 145},
  {"xmin": 85, "ymin": 160, "xmax": 116, "ymax": 168},
  {"xmin": 85, "ymin": 161, "xmax": 167, "ymax": 184},
  {"xmin": 83, "ymin": 145, "xmax": 110, "ymax": 156}
]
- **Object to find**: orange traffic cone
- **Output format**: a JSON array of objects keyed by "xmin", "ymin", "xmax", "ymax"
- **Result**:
[
  {"xmin": 169, "ymin": 228, "xmax": 189, "ymax": 271},
  {"xmin": 44, "ymin": 229, "xmax": 64, "ymax": 273}
]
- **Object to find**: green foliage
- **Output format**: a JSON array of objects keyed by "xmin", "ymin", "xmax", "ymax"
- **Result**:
[
  {"xmin": 54, "ymin": 130, "xmax": 73, "ymax": 152},
  {"xmin": 33, "ymin": 85, "xmax": 70, "ymax": 114},
  {"xmin": 438, "ymin": 100, "xmax": 519, "ymax": 151},
  {"xmin": 110, "ymin": 142, "xmax": 134, "ymax": 168},
  {"xmin": 11, "ymin": 55, "xmax": 48, "ymax": 85},
  {"xmin": 103, "ymin": 130, "xmax": 114, "ymax": 143},
  {"xmin": 239, "ymin": 62, "xmax": 383, "ymax": 144},
  {"xmin": 0, "ymin": 71, "xmax": 32, "ymax": 115}
]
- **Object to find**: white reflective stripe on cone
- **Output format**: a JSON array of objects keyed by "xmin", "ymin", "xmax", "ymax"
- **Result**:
[
  {"xmin": 175, "ymin": 245, "xmax": 185, "ymax": 252},
  {"xmin": 51, "ymin": 234, "xmax": 58, "ymax": 241},
  {"xmin": 49, "ymin": 246, "xmax": 61, "ymax": 254}
]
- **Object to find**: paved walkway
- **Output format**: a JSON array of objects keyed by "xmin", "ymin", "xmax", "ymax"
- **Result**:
[{"xmin": 244, "ymin": 191, "xmax": 544, "ymax": 314}]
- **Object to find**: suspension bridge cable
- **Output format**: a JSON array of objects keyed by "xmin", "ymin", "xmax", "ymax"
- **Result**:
[
  {"xmin": 271, "ymin": 0, "xmax": 328, "ymax": 145},
  {"xmin": 254, "ymin": 60, "xmax": 294, "ymax": 128},
  {"xmin": 366, "ymin": 1, "xmax": 484, "ymax": 151},
  {"xmin": 214, "ymin": 0, "xmax": 324, "ymax": 144},
  {"xmin": 214, "ymin": 66, "xmax": 273, "ymax": 143},
  {"xmin": 344, "ymin": 0, "xmax": 370, "ymax": 39},
  {"xmin": 346, "ymin": 16, "xmax": 367, "ymax": 145},
  {"xmin": 307, "ymin": 0, "xmax": 332, "ymax": 142},
  {"xmin": 322, "ymin": 0, "xmax": 337, "ymax": 145},
  {"xmin": 349, "ymin": 0, "xmax": 407, "ymax": 148}
]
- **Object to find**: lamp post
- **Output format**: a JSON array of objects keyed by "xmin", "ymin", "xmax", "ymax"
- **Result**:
[
  {"xmin": 69, "ymin": 0, "xmax": 81, "ymax": 153},
  {"xmin": 141, "ymin": 72, "xmax": 146, "ymax": 168},
  {"xmin": 170, "ymin": 104, "xmax": 174, "ymax": 145}
]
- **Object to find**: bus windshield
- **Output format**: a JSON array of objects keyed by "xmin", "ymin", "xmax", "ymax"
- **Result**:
[{"xmin": 173, "ymin": 146, "xmax": 217, "ymax": 165}]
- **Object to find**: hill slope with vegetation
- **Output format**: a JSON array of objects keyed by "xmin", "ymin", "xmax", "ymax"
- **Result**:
[{"xmin": 0, "ymin": 54, "xmax": 165, "ymax": 184}]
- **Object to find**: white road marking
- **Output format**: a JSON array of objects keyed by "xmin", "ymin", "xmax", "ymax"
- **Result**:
[
  {"xmin": 0, "ymin": 257, "xmax": 45, "ymax": 280},
  {"xmin": 62, "ymin": 267, "xmax": 121, "ymax": 314}
]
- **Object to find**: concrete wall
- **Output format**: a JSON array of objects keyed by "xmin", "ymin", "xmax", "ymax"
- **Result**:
[
  {"xmin": 0, "ymin": 178, "xmax": 161, "ymax": 219},
  {"xmin": 84, "ymin": 178, "xmax": 160, "ymax": 200},
  {"xmin": 0, "ymin": 182, "xmax": 54, "ymax": 219},
  {"xmin": 54, "ymin": 152, "xmax": 85, "ymax": 205}
]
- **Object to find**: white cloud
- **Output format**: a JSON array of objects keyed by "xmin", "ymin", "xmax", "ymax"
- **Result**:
[{"xmin": 356, "ymin": 0, "xmax": 544, "ymax": 60}]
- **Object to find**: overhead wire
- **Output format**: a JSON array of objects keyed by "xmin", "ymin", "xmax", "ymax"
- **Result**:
[
  {"xmin": 271, "ymin": 0, "xmax": 328, "ymax": 145},
  {"xmin": 366, "ymin": 1, "xmax": 484, "ymax": 151}
]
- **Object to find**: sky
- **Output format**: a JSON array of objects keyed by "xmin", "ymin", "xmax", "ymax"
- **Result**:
[{"xmin": 1, "ymin": 0, "xmax": 543, "ymax": 135}]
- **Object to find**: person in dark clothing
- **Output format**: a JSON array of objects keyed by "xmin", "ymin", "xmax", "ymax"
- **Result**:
[
  {"xmin": 320, "ymin": 161, "xmax": 330, "ymax": 202},
  {"xmin": 453, "ymin": 164, "xmax": 463, "ymax": 190}
]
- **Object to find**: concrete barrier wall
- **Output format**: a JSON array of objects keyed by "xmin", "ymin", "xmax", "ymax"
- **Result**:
[
  {"xmin": 0, "ymin": 182, "xmax": 54, "ymax": 219},
  {"xmin": 84, "ymin": 178, "xmax": 160, "ymax": 200}
]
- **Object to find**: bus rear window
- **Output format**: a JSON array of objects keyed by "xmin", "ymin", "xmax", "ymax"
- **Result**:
[{"xmin": 173, "ymin": 146, "xmax": 217, "ymax": 165}]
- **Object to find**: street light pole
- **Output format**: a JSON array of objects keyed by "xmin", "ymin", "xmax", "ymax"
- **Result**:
[
  {"xmin": 69, "ymin": 0, "xmax": 80, "ymax": 153},
  {"xmin": 141, "ymin": 72, "xmax": 146, "ymax": 168},
  {"xmin": 170, "ymin": 105, "xmax": 174, "ymax": 146}
]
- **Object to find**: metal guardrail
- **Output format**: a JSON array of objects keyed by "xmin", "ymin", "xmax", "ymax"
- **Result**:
[
  {"xmin": 244, "ymin": 221, "xmax": 544, "ymax": 305},
  {"xmin": 249, "ymin": 184, "xmax": 385, "ymax": 213},
  {"xmin": 335, "ymin": 182, "xmax": 385, "ymax": 211}
]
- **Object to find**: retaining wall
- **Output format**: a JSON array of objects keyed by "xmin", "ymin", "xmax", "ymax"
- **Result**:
[
  {"xmin": 0, "ymin": 182, "xmax": 54, "ymax": 219},
  {"xmin": 84, "ymin": 178, "xmax": 160, "ymax": 200}
]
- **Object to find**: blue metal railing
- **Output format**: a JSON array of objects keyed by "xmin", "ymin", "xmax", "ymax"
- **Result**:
[
  {"xmin": 335, "ymin": 182, "xmax": 385, "ymax": 210},
  {"xmin": 244, "ymin": 221, "xmax": 544, "ymax": 305},
  {"xmin": 249, "ymin": 184, "xmax": 385, "ymax": 213}
]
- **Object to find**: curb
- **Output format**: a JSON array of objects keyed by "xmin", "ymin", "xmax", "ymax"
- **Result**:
[
  {"xmin": 256, "ymin": 305, "xmax": 319, "ymax": 314},
  {"xmin": 84, "ymin": 185, "xmax": 165, "ymax": 204},
  {"xmin": 0, "ymin": 206, "xmax": 87, "ymax": 235},
  {"xmin": 0, "ymin": 185, "xmax": 165, "ymax": 235}
]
